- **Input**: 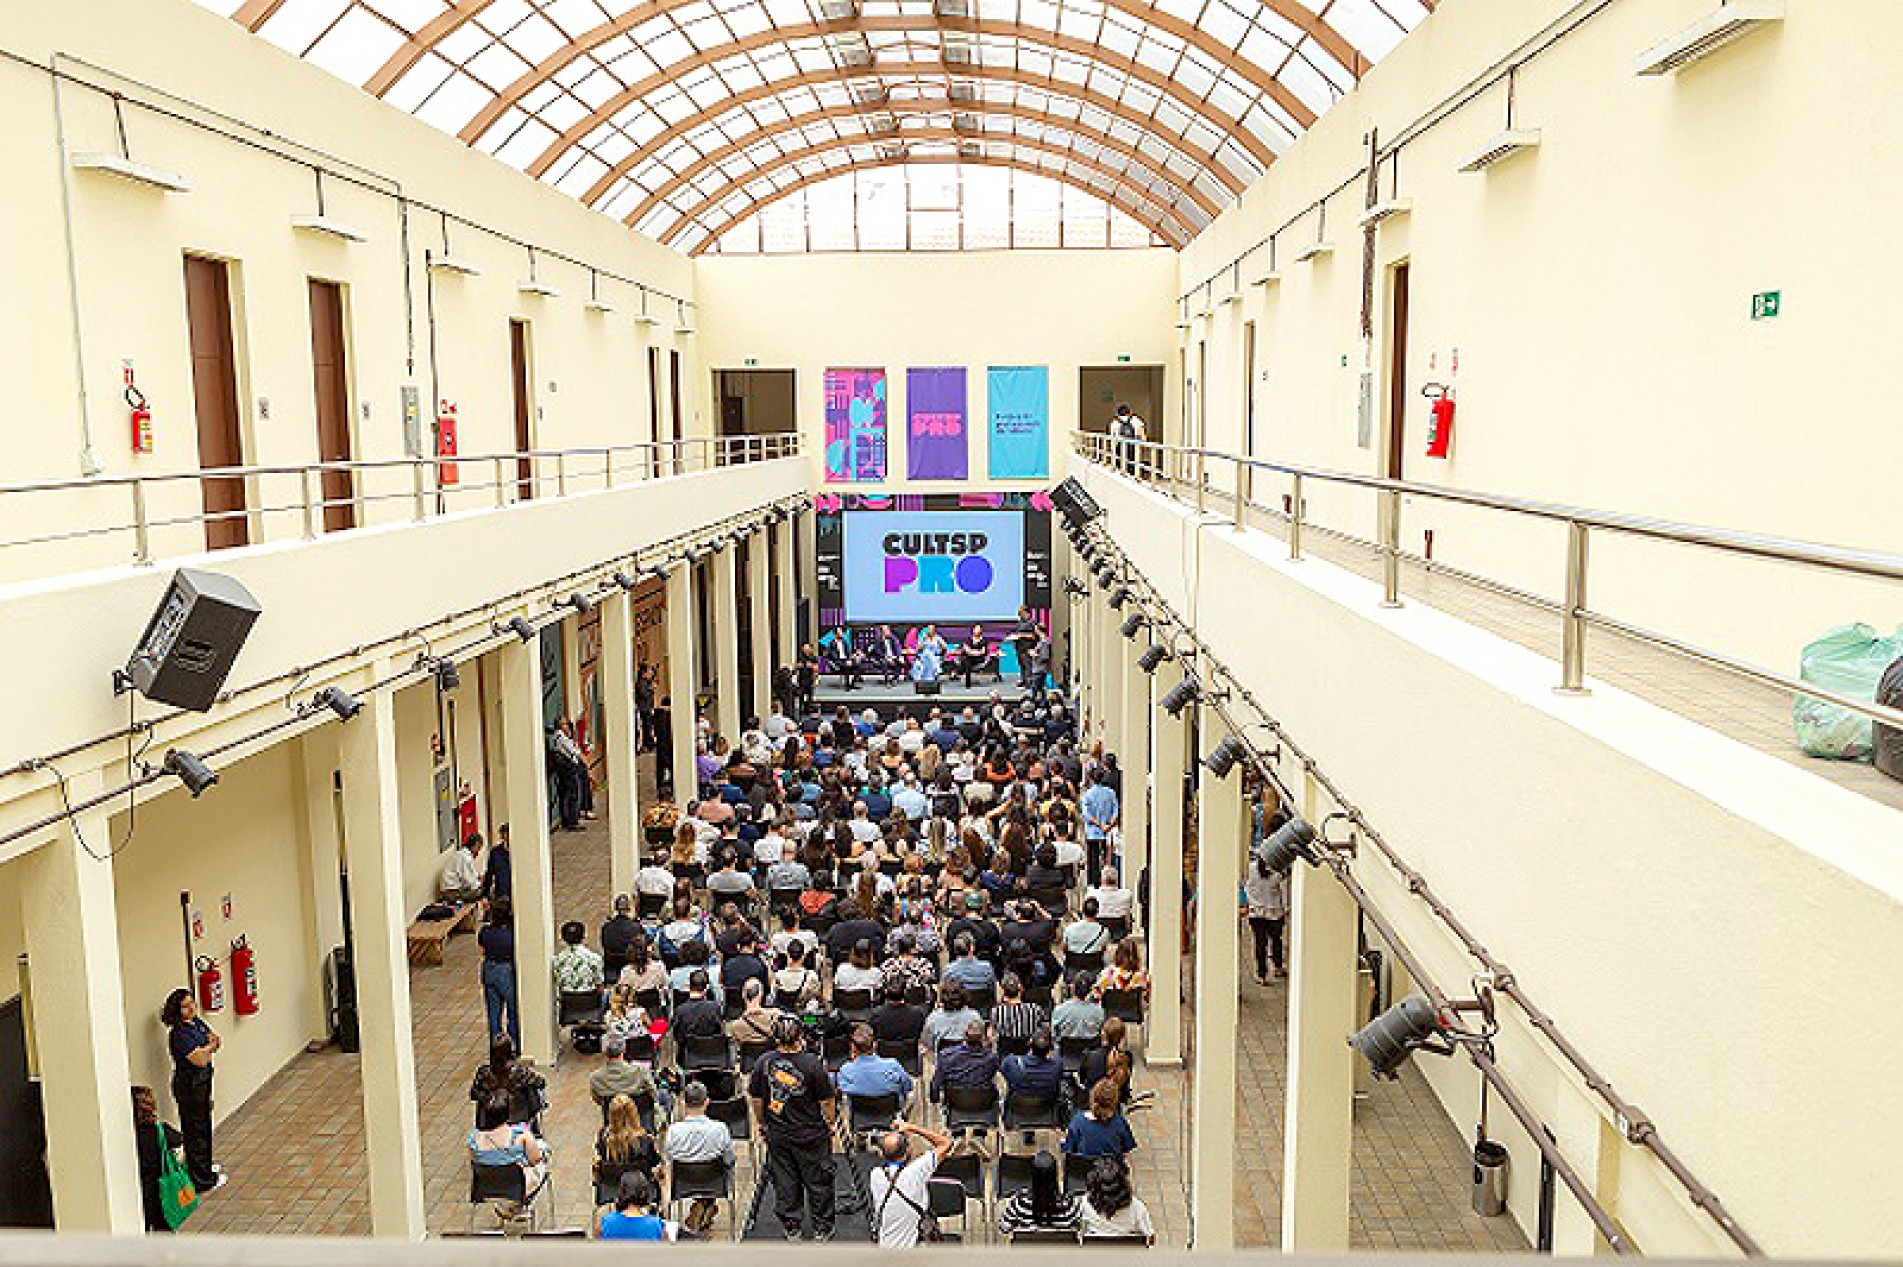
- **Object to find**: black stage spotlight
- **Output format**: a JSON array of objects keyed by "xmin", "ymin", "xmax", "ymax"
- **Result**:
[
  {"xmin": 435, "ymin": 658, "xmax": 462, "ymax": 692},
  {"xmin": 1137, "ymin": 643, "xmax": 1168, "ymax": 674},
  {"xmin": 508, "ymin": 616, "xmax": 536, "ymax": 642},
  {"xmin": 1159, "ymin": 678, "xmax": 1199, "ymax": 716},
  {"xmin": 613, "ymin": 571, "xmax": 637, "ymax": 590},
  {"xmin": 1203, "ymin": 735, "xmax": 1249, "ymax": 779},
  {"xmin": 1108, "ymin": 585, "xmax": 1131, "ymax": 609},
  {"xmin": 314, "ymin": 686, "xmax": 363, "ymax": 722},
  {"xmin": 643, "ymin": 564, "xmax": 671, "ymax": 583},
  {"xmin": 1350, "ymin": 996, "xmax": 1456, "ymax": 1079},
  {"xmin": 1064, "ymin": 578, "xmax": 1089, "ymax": 598},
  {"xmin": 565, "ymin": 592, "xmax": 594, "ymax": 614},
  {"xmin": 1096, "ymin": 570, "xmax": 1118, "ymax": 592},
  {"xmin": 163, "ymin": 748, "xmax": 218, "ymax": 797},
  {"xmin": 1254, "ymin": 816, "xmax": 1317, "ymax": 874},
  {"xmin": 1119, "ymin": 612, "xmax": 1146, "ymax": 639}
]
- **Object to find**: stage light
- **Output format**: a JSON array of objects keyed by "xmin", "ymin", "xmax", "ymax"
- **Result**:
[
  {"xmin": 1108, "ymin": 585, "xmax": 1131, "ymax": 609},
  {"xmin": 643, "ymin": 564, "xmax": 671, "ymax": 582},
  {"xmin": 1203, "ymin": 735, "xmax": 1249, "ymax": 779},
  {"xmin": 162, "ymin": 748, "xmax": 218, "ymax": 797},
  {"xmin": 1137, "ymin": 644, "xmax": 1168, "ymax": 674},
  {"xmin": 565, "ymin": 592, "xmax": 594, "ymax": 614},
  {"xmin": 1097, "ymin": 570, "xmax": 1118, "ymax": 592},
  {"xmin": 1254, "ymin": 816, "xmax": 1317, "ymax": 874},
  {"xmin": 1064, "ymin": 578, "xmax": 1089, "ymax": 598},
  {"xmin": 1159, "ymin": 679, "xmax": 1199, "ymax": 716},
  {"xmin": 1119, "ymin": 612, "xmax": 1146, "ymax": 639},
  {"xmin": 314, "ymin": 686, "xmax": 363, "ymax": 722},
  {"xmin": 435, "ymin": 658, "xmax": 462, "ymax": 692},
  {"xmin": 509, "ymin": 616, "xmax": 536, "ymax": 642},
  {"xmin": 1350, "ymin": 996, "xmax": 1457, "ymax": 1079},
  {"xmin": 613, "ymin": 571, "xmax": 637, "ymax": 590}
]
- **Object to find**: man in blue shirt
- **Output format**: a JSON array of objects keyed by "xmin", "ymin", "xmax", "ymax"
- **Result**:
[
  {"xmin": 1079, "ymin": 770, "xmax": 1120, "ymax": 887},
  {"xmin": 929, "ymin": 1020, "xmax": 1000, "ymax": 1104},
  {"xmin": 835, "ymin": 1023, "xmax": 914, "ymax": 1101},
  {"xmin": 941, "ymin": 934, "xmax": 997, "ymax": 997},
  {"xmin": 1001, "ymin": 1027, "xmax": 1066, "ymax": 1101}
]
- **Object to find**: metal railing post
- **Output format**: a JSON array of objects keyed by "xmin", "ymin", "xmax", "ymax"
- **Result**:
[
  {"xmin": 493, "ymin": 456, "xmax": 508, "ymax": 507},
  {"xmin": 1558, "ymin": 521, "xmax": 1592, "ymax": 695},
  {"xmin": 1233, "ymin": 459, "xmax": 1250, "ymax": 530},
  {"xmin": 604, "ymin": 447, "xmax": 616, "ymax": 490},
  {"xmin": 411, "ymin": 460, "xmax": 427, "ymax": 522},
  {"xmin": 1194, "ymin": 448, "xmax": 1208, "ymax": 514},
  {"xmin": 1289, "ymin": 473, "xmax": 1304, "ymax": 560},
  {"xmin": 555, "ymin": 452, "xmax": 568, "ymax": 497},
  {"xmin": 131, "ymin": 479, "xmax": 152, "ymax": 565},
  {"xmin": 300, "ymin": 467, "xmax": 318, "ymax": 539},
  {"xmin": 1380, "ymin": 487, "xmax": 1403, "ymax": 608}
]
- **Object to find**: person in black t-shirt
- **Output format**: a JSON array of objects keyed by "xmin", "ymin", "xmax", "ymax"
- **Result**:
[
  {"xmin": 869, "ymin": 980, "xmax": 927, "ymax": 1048},
  {"xmin": 748, "ymin": 1016, "xmax": 838, "ymax": 1240}
]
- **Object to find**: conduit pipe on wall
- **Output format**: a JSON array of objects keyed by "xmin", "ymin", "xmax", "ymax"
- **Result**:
[{"xmin": 1069, "ymin": 513, "xmax": 1764, "ymax": 1256}]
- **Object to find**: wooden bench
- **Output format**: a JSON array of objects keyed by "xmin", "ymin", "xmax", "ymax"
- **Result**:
[{"xmin": 407, "ymin": 901, "xmax": 481, "ymax": 966}]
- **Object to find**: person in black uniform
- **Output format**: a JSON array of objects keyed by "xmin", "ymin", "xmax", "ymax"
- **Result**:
[
  {"xmin": 159, "ymin": 988, "xmax": 222, "ymax": 1193},
  {"xmin": 748, "ymin": 1015, "xmax": 838, "ymax": 1240}
]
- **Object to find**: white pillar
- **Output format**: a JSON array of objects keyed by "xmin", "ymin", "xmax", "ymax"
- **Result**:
[
  {"xmin": 601, "ymin": 590, "xmax": 643, "ymax": 899},
  {"xmin": 1076, "ymin": 584, "xmax": 1094, "ymax": 721},
  {"xmin": 336, "ymin": 687, "xmax": 428, "ymax": 1238},
  {"xmin": 666, "ymin": 564, "xmax": 700, "ymax": 801},
  {"xmin": 1145, "ymin": 657, "xmax": 1187, "ymax": 1067},
  {"xmin": 711, "ymin": 546, "xmax": 742, "ymax": 740},
  {"xmin": 747, "ymin": 537, "xmax": 773, "ymax": 722},
  {"xmin": 499, "ymin": 640, "xmax": 559, "ymax": 1067},
  {"xmin": 1280, "ymin": 771, "xmax": 1359, "ymax": 1251},
  {"xmin": 1099, "ymin": 594, "xmax": 1124, "ymax": 747},
  {"xmin": 774, "ymin": 519, "xmax": 798, "ymax": 674},
  {"xmin": 20, "ymin": 784, "xmax": 142, "ymax": 1235},
  {"xmin": 1118, "ymin": 634, "xmax": 1151, "ymax": 898},
  {"xmin": 296, "ymin": 729, "xmax": 346, "ymax": 1043},
  {"xmin": 1190, "ymin": 714, "xmax": 1244, "ymax": 1251}
]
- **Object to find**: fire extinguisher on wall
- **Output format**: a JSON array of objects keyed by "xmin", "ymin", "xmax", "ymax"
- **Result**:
[
  {"xmin": 196, "ymin": 954, "xmax": 225, "ymax": 1014},
  {"xmin": 231, "ymin": 936, "xmax": 260, "ymax": 1016},
  {"xmin": 125, "ymin": 363, "xmax": 154, "ymax": 455},
  {"xmin": 1423, "ymin": 383, "xmax": 1455, "ymax": 459}
]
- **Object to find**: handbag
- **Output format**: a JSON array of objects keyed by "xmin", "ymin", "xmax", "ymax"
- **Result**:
[{"xmin": 157, "ymin": 1125, "xmax": 199, "ymax": 1228}]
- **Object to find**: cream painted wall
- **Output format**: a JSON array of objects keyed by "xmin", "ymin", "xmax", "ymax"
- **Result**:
[
  {"xmin": 1080, "ymin": 460, "xmax": 1903, "ymax": 1257},
  {"xmin": 1173, "ymin": 0, "xmax": 1903, "ymax": 673},
  {"xmin": 0, "ymin": 0, "xmax": 704, "ymax": 579},
  {"xmin": 111, "ymin": 742, "xmax": 320, "ymax": 1124},
  {"xmin": 695, "ymin": 251, "xmax": 1179, "ymax": 492}
]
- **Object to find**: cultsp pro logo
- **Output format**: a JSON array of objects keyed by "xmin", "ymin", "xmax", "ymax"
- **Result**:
[{"xmin": 884, "ymin": 531, "xmax": 994, "ymax": 594}]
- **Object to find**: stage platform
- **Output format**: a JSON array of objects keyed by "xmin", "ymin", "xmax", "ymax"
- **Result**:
[{"xmin": 811, "ymin": 671, "xmax": 1037, "ymax": 719}]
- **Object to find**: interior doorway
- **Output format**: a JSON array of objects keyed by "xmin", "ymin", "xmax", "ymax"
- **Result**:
[
  {"xmin": 510, "ymin": 320, "xmax": 534, "ymax": 498},
  {"xmin": 1242, "ymin": 321, "xmax": 1257, "ymax": 457},
  {"xmin": 307, "ymin": 279, "xmax": 355, "ymax": 532},
  {"xmin": 1078, "ymin": 365, "xmax": 1163, "ymax": 440},
  {"xmin": 183, "ymin": 254, "xmax": 249, "ymax": 550},
  {"xmin": 715, "ymin": 369, "xmax": 797, "ymax": 447},
  {"xmin": 1385, "ymin": 260, "xmax": 1411, "ymax": 481}
]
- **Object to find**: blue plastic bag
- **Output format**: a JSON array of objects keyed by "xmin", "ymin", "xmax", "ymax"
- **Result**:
[{"xmin": 1793, "ymin": 624, "xmax": 1903, "ymax": 760}]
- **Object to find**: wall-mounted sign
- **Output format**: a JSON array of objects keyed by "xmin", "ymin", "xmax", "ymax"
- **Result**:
[{"xmin": 1751, "ymin": 291, "xmax": 1782, "ymax": 320}]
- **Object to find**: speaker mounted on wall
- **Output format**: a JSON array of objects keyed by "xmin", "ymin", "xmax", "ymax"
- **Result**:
[{"xmin": 114, "ymin": 569, "xmax": 263, "ymax": 712}]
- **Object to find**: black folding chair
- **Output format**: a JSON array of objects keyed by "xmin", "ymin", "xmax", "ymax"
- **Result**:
[
  {"xmin": 992, "ymin": 1151, "xmax": 1035, "ymax": 1207},
  {"xmin": 667, "ymin": 1157, "xmax": 735, "ymax": 1239},
  {"xmin": 1100, "ymin": 989, "xmax": 1145, "ymax": 1048},
  {"xmin": 707, "ymin": 1095, "xmax": 755, "ymax": 1161},
  {"xmin": 1098, "ymin": 916, "xmax": 1130, "ymax": 943},
  {"xmin": 927, "ymin": 1175, "xmax": 972, "ymax": 1243},
  {"xmin": 966, "ymin": 984, "xmax": 997, "ymax": 1016},
  {"xmin": 833, "ymin": 987, "xmax": 875, "ymax": 1021},
  {"xmin": 821, "ymin": 1028, "xmax": 853, "ymax": 1071},
  {"xmin": 637, "ymin": 892, "xmax": 667, "ymax": 920},
  {"xmin": 1057, "ymin": 1036, "xmax": 1094, "ymax": 1076},
  {"xmin": 943, "ymin": 1081, "xmax": 1000, "ymax": 1135},
  {"xmin": 877, "ymin": 1037, "xmax": 923, "ymax": 1078},
  {"xmin": 1061, "ymin": 1154, "xmax": 1095, "ymax": 1197},
  {"xmin": 634, "ymin": 987, "xmax": 667, "ymax": 1017},
  {"xmin": 847, "ymin": 1091, "xmax": 901, "ymax": 1137},
  {"xmin": 737, "ymin": 1040, "xmax": 775, "ymax": 1074},
  {"xmin": 468, "ymin": 1161, "xmax": 545, "ymax": 1232},
  {"xmin": 679, "ymin": 1032, "xmax": 734, "ymax": 1073},
  {"xmin": 998, "ymin": 1032, "xmax": 1032, "ymax": 1058},
  {"xmin": 1062, "ymin": 950, "xmax": 1105, "ymax": 979},
  {"xmin": 1085, "ymin": 1233, "xmax": 1154, "ymax": 1246},
  {"xmin": 558, "ymin": 990, "xmax": 605, "ymax": 1028},
  {"xmin": 1028, "ymin": 887, "xmax": 1069, "ymax": 914},
  {"xmin": 936, "ymin": 1151, "xmax": 985, "ymax": 1225},
  {"xmin": 1003, "ymin": 1093, "xmax": 1062, "ymax": 1134},
  {"xmin": 1008, "ymin": 1227, "xmax": 1083, "ymax": 1245}
]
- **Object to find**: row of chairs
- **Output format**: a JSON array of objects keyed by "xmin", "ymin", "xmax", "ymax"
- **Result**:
[{"xmin": 902, "ymin": 1151, "xmax": 1150, "ymax": 1245}]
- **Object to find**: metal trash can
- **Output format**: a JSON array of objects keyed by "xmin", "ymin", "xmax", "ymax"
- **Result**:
[{"xmin": 1471, "ymin": 1139, "xmax": 1510, "ymax": 1217}]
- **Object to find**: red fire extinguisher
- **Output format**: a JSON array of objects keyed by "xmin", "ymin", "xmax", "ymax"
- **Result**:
[
  {"xmin": 126, "ymin": 364, "xmax": 154, "ymax": 455},
  {"xmin": 230, "ymin": 936, "xmax": 260, "ymax": 1016},
  {"xmin": 1424, "ymin": 384, "xmax": 1455, "ymax": 459},
  {"xmin": 435, "ymin": 401, "xmax": 460, "ymax": 487},
  {"xmin": 195, "ymin": 955, "xmax": 225, "ymax": 1014}
]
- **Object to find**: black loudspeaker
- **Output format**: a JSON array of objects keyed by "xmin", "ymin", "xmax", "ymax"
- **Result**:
[
  {"xmin": 117, "ymin": 569, "xmax": 262, "ymax": 712},
  {"xmin": 913, "ymin": 680, "xmax": 942, "ymax": 695},
  {"xmin": 1049, "ymin": 476, "xmax": 1103, "ymax": 528}
]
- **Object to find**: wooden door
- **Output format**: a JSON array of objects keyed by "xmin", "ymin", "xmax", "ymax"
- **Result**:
[
  {"xmin": 308, "ymin": 279, "xmax": 355, "ymax": 531},
  {"xmin": 1242, "ymin": 321, "xmax": 1257, "ymax": 457},
  {"xmin": 1386, "ymin": 262, "xmax": 1411, "ymax": 481},
  {"xmin": 647, "ymin": 347, "xmax": 662, "ymax": 447},
  {"xmin": 184, "ymin": 255, "xmax": 249, "ymax": 550},
  {"xmin": 510, "ymin": 320, "xmax": 534, "ymax": 499},
  {"xmin": 669, "ymin": 349, "xmax": 684, "ymax": 453}
]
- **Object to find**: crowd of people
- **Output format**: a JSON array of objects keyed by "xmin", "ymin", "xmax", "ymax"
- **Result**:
[{"xmin": 462, "ymin": 687, "xmax": 1168, "ymax": 1244}]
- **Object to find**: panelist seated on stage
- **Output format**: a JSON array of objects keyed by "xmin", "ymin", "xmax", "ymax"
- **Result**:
[
  {"xmin": 865, "ymin": 624, "xmax": 908, "ymax": 684},
  {"xmin": 910, "ymin": 625, "xmax": 949, "ymax": 685},
  {"xmin": 821, "ymin": 625, "xmax": 868, "ymax": 689},
  {"xmin": 952, "ymin": 625, "xmax": 999, "ymax": 686}
]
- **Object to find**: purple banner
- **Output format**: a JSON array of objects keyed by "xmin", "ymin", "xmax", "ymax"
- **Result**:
[
  {"xmin": 824, "ymin": 368, "xmax": 887, "ymax": 482},
  {"xmin": 906, "ymin": 367, "xmax": 968, "ymax": 481}
]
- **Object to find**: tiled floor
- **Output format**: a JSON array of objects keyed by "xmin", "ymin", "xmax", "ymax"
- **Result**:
[
  {"xmin": 188, "ymin": 753, "xmax": 1525, "ymax": 1249},
  {"xmin": 1127, "ymin": 468, "xmax": 1903, "ymax": 815}
]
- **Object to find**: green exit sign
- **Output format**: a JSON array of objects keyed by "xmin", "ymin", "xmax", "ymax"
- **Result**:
[
  {"xmin": 1751, "ymin": 291, "xmax": 1781, "ymax": 320},
  {"xmin": 1116, "ymin": 354, "xmax": 1131, "ymax": 363},
  {"xmin": 743, "ymin": 357, "xmax": 759, "ymax": 366}
]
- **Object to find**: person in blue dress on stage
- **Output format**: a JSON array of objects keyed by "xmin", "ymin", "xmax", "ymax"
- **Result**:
[{"xmin": 911, "ymin": 625, "xmax": 948, "ymax": 685}]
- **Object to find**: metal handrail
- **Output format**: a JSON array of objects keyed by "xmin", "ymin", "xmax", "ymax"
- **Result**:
[
  {"xmin": 1075, "ymin": 431, "xmax": 1903, "ymax": 733},
  {"xmin": 0, "ymin": 432, "xmax": 801, "ymax": 580}
]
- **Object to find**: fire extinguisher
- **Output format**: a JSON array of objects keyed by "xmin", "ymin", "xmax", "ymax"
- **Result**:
[
  {"xmin": 230, "ymin": 936, "xmax": 260, "ymax": 1016},
  {"xmin": 195, "ymin": 954, "xmax": 225, "ymax": 1014},
  {"xmin": 125, "ymin": 363, "xmax": 154, "ymax": 455},
  {"xmin": 435, "ymin": 401, "xmax": 460, "ymax": 487},
  {"xmin": 1424, "ymin": 383, "xmax": 1455, "ymax": 459}
]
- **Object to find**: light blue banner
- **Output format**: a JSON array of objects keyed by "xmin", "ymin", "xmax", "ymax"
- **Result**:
[{"xmin": 987, "ymin": 366, "xmax": 1049, "ymax": 479}]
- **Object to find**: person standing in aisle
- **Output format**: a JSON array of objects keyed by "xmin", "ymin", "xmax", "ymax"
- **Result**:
[
  {"xmin": 749, "ymin": 1015, "xmax": 838, "ymax": 1241},
  {"xmin": 479, "ymin": 896, "xmax": 522, "ymax": 1049},
  {"xmin": 636, "ymin": 663, "xmax": 659, "ymax": 752},
  {"xmin": 159, "ymin": 989, "xmax": 224, "ymax": 1194}
]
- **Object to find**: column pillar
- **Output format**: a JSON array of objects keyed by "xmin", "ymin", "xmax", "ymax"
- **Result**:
[
  {"xmin": 747, "ymin": 537, "xmax": 773, "ymax": 722},
  {"xmin": 600, "ymin": 590, "xmax": 643, "ymax": 898},
  {"xmin": 1280, "ymin": 771, "xmax": 1359, "ymax": 1251},
  {"xmin": 774, "ymin": 519, "xmax": 798, "ymax": 673},
  {"xmin": 19, "ymin": 783, "xmax": 142, "ymax": 1234},
  {"xmin": 1190, "ymin": 715, "xmax": 1245, "ymax": 1251},
  {"xmin": 1118, "ymin": 633, "xmax": 1151, "ymax": 898},
  {"xmin": 711, "ymin": 546, "xmax": 742, "ymax": 740},
  {"xmin": 499, "ymin": 640, "xmax": 559, "ymax": 1067},
  {"xmin": 666, "ymin": 564, "xmax": 700, "ymax": 800},
  {"xmin": 1099, "ymin": 595, "xmax": 1124, "ymax": 747},
  {"xmin": 1145, "ymin": 657, "xmax": 1187, "ymax": 1067},
  {"xmin": 336, "ymin": 687, "xmax": 428, "ymax": 1238}
]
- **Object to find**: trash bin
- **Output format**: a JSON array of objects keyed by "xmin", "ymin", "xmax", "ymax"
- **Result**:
[{"xmin": 1471, "ymin": 1139, "xmax": 1509, "ymax": 1217}]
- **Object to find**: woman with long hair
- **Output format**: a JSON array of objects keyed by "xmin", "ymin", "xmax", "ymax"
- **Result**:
[
  {"xmin": 997, "ymin": 1149, "xmax": 1082, "ymax": 1237},
  {"xmin": 468, "ymin": 1031, "xmax": 548, "ymax": 1126},
  {"xmin": 1061, "ymin": 1078, "xmax": 1137, "ymax": 1164},
  {"xmin": 132, "ymin": 1085, "xmax": 185, "ymax": 1231},
  {"xmin": 618, "ymin": 931, "xmax": 670, "ymax": 994},
  {"xmin": 835, "ymin": 938, "xmax": 884, "ymax": 993},
  {"xmin": 593, "ymin": 1093, "xmax": 661, "ymax": 1206},
  {"xmin": 1080, "ymin": 1156, "xmax": 1153, "ymax": 1241},
  {"xmin": 1092, "ymin": 937, "xmax": 1152, "ymax": 1003}
]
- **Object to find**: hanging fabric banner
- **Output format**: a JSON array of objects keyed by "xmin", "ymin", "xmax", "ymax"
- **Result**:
[
  {"xmin": 987, "ymin": 365, "xmax": 1050, "ymax": 479},
  {"xmin": 906, "ymin": 366, "xmax": 968, "ymax": 481},
  {"xmin": 824, "ymin": 367, "xmax": 888, "ymax": 482}
]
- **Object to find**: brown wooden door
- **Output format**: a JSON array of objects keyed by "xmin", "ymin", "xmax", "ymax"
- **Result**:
[
  {"xmin": 647, "ymin": 347, "xmax": 662, "ymax": 446},
  {"xmin": 510, "ymin": 320, "xmax": 534, "ymax": 499},
  {"xmin": 1386, "ymin": 262, "xmax": 1411, "ymax": 482},
  {"xmin": 669, "ymin": 349, "xmax": 684, "ymax": 457},
  {"xmin": 308, "ymin": 279, "xmax": 355, "ymax": 531},
  {"xmin": 1242, "ymin": 321, "xmax": 1257, "ymax": 457},
  {"xmin": 184, "ymin": 255, "xmax": 249, "ymax": 550}
]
